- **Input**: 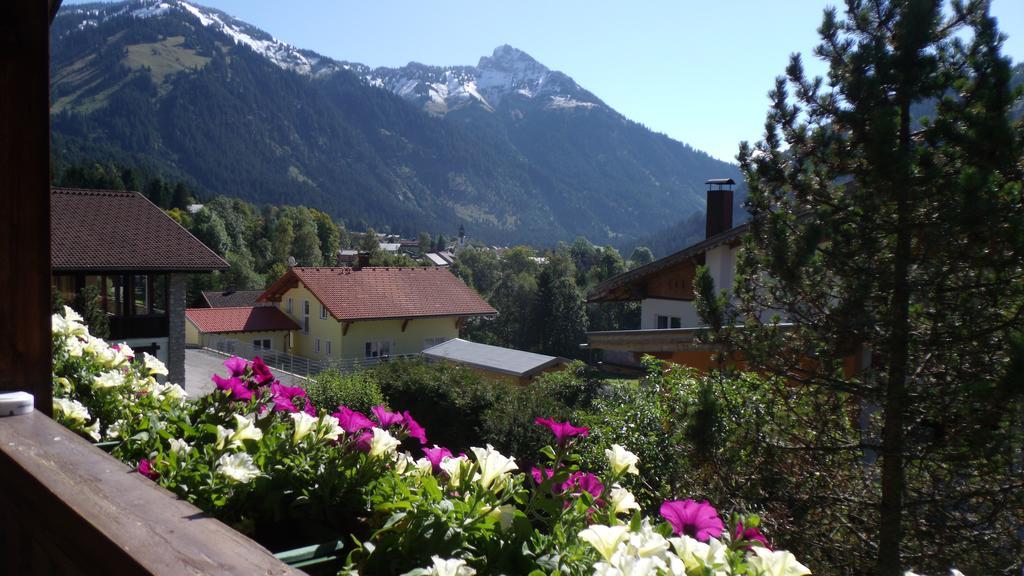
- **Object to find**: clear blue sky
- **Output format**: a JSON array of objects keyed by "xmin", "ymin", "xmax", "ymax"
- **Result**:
[{"xmin": 65, "ymin": 0, "xmax": 1024, "ymax": 163}]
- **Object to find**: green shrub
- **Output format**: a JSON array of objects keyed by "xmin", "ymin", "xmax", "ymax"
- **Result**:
[{"xmin": 305, "ymin": 368, "xmax": 385, "ymax": 414}]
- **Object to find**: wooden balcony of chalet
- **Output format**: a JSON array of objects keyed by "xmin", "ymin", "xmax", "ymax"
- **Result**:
[{"xmin": 0, "ymin": 3, "xmax": 300, "ymax": 574}]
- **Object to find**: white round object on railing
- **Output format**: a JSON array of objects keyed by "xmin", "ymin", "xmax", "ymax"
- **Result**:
[{"xmin": 0, "ymin": 391, "xmax": 34, "ymax": 417}]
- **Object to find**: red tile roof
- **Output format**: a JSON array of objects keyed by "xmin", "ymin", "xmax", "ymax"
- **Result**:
[
  {"xmin": 185, "ymin": 306, "xmax": 300, "ymax": 334},
  {"xmin": 261, "ymin": 267, "xmax": 497, "ymax": 321},
  {"xmin": 51, "ymin": 188, "xmax": 228, "ymax": 271}
]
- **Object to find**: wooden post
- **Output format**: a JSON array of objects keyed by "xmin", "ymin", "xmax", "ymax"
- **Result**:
[{"xmin": 0, "ymin": 2, "xmax": 52, "ymax": 415}]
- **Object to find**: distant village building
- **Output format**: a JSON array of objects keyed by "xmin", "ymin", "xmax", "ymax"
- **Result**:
[
  {"xmin": 185, "ymin": 306, "xmax": 299, "ymax": 354},
  {"xmin": 201, "ymin": 289, "xmax": 272, "ymax": 308},
  {"xmin": 422, "ymin": 338, "xmax": 568, "ymax": 385},
  {"xmin": 585, "ymin": 179, "xmax": 744, "ymax": 370},
  {"xmin": 424, "ymin": 252, "xmax": 455, "ymax": 267},
  {"xmin": 257, "ymin": 267, "xmax": 497, "ymax": 361},
  {"xmin": 50, "ymin": 188, "xmax": 228, "ymax": 383}
]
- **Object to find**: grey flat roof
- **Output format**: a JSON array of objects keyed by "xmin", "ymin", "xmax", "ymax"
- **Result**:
[{"xmin": 422, "ymin": 338, "xmax": 565, "ymax": 378}]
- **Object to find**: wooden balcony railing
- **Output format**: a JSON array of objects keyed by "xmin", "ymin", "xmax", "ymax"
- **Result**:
[{"xmin": 0, "ymin": 410, "xmax": 303, "ymax": 576}]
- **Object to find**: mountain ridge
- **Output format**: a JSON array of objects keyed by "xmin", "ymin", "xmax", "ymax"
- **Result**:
[{"xmin": 51, "ymin": 0, "xmax": 742, "ymax": 246}]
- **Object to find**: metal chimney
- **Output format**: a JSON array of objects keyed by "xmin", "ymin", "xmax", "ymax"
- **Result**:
[{"xmin": 704, "ymin": 178, "xmax": 735, "ymax": 238}]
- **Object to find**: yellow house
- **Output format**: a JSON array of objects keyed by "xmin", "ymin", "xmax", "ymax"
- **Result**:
[
  {"xmin": 258, "ymin": 266, "xmax": 497, "ymax": 361},
  {"xmin": 185, "ymin": 306, "xmax": 299, "ymax": 355}
]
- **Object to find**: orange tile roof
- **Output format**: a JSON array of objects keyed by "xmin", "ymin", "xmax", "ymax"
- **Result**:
[
  {"xmin": 185, "ymin": 306, "xmax": 299, "ymax": 334},
  {"xmin": 261, "ymin": 267, "xmax": 497, "ymax": 321},
  {"xmin": 51, "ymin": 188, "xmax": 227, "ymax": 271}
]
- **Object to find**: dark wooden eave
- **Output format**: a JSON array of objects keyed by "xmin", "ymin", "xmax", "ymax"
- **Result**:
[{"xmin": 588, "ymin": 223, "xmax": 750, "ymax": 303}]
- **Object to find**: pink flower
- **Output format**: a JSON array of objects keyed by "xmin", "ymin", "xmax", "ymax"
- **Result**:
[
  {"xmin": 371, "ymin": 405, "xmax": 404, "ymax": 428},
  {"xmin": 137, "ymin": 459, "xmax": 159, "ymax": 480},
  {"xmin": 223, "ymin": 356, "xmax": 248, "ymax": 377},
  {"xmin": 212, "ymin": 374, "xmax": 252, "ymax": 401},
  {"xmin": 250, "ymin": 356, "xmax": 275, "ymax": 385},
  {"xmin": 535, "ymin": 417, "xmax": 589, "ymax": 446},
  {"xmin": 423, "ymin": 445, "xmax": 452, "ymax": 473},
  {"xmin": 402, "ymin": 411, "xmax": 427, "ymax": 444},
  {"xmin": 354, "ymin": 430, "xmax": 373, "ymax": 453},
  {"xmin": 735, "ymin": 522, "xmax": 771, "ymax": 549},
  {"xmin": 332, "ymin": 406, "xmax": 374, "ymax": 433},
  {"xmin": 660, "ymin": 499, "xmax": 725, "ymax": 542},
  {"xmin": 562, "ymin": 471, "xmax": 604, "ymax": 499},
  {"xmin": 302, "ymin": 399, "xmax": 317, "ymax": 416},
  {"xmin": 269, "ymin": 382, "xmax": 309, "ymax": 413},
  {"xmin": 531, "ymin": 466, "xmax": 555, "ymax": 486}
]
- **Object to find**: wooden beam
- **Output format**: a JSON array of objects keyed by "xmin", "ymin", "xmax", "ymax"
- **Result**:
[
  {"xmin": 0, "ymin": 411, "xmax": 301, "ymax": 575},
  {"xmin": 342, "ymin": 321, "xmax": 351, "ymax": 336},
  {"xmin": 0, "ymin": 1, "xmax": 52, "ymax": 415},
  {"xmin": 401, "ymin": 318, "xmax": 410, "ymax": 332}
]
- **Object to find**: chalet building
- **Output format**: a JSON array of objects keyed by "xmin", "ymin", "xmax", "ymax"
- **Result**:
[
  {"xmin": 258, "ymin": 266, "xmax": 497, "ymax": 361},
  {"xmin": 423, "ymin": 338, "xmax": 568, "ymax": 385},
  {"xmin": 185, "ymin": 306, "xmax": 299, "ymax": 353},
  {"xmin": 50, "ymin": 188, "xmax": 228, "ymax": 383},
  {"xmin": 585, "ymin": 179, "xmax": 748, "ymax": 370}
]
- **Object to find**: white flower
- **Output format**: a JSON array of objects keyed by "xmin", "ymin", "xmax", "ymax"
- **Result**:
[
  {"xmin": 216, "ymin": 452, "xmax": 261, "ymax": 484},
  {"xmin": 290, "ymin": 411, "xmax": 318, "ymax": 443},
  {"xmin": 83, "ymin": 336, "xmax": 108, "ymax": 358},
  {"xmin": 606, "ymin": 444, "xmax": 639, "ymax": 476},
  {"xmin": 65, "ymin": 337, "xmax": 85, "ymax": 357},
  {"xmin": 486, "ymin": 504, "xmax": 517, "ymax": 531},
  {"xmin": 403, "ymin": 556, "xmax": 477, "ymax": 576},
  {"xmin": 53, "ymin": 397, "xmax": 90, "ymax": 424},
  {"xmin": 215, "ymin": 425, "xmax": 232, "ymax": 450},
  {"xmin": 142, "ymin": 352, "xmax": 168, "ymax": 376},
  {"xmin": 93, "ymin": 370, "xmax": 126, "ymax": 389},
  {"xmin": 746, "ymin": 547, "xmax": 811, "ymax": 576},
  {"xmin": 107, "ymin": 419, "xmax": 125, "ymax": 439},
  {"xmin": 318, "ymin": 415, "xmax": 343, "ymax": 442},
  {"xmin": 579, "ymin": 524, "xmax": 631, "ymax": 563},
  {"xmin": 670, "ymin": 535, "xmax": 729, "ymax": 574},
  {"xmin": 84, "ymin": 419, "xmax": 101, "ymax": 442},
  {"xmin": 63, "ymin": 305, "xmax": 83, "ymax": 323},
  {"xmin": 368, "ymin": 427, "xmax": 401, "ymax": 458},
  {"xmin": 230, "ymin": 414, "xmax": 263, "ymax": 444},
  {"xmin": 168, "ymin": 437, "xmax": 192, "ymax": 455},
  {"xmin": 469, "ymin": 444, "xmax": 518, "ymax": 490},
  {"xmin": 161, "ymin": 382, "xmax": 188, "ymax": 402},
  {"xmin": 393, "ymin": 451, "xmax": 416, "ymax": 474},
  {"xmin": 412, "ymin": 457, "xmax": 434, "ymax": 476},
  {"xmin": 608, "ymin": 485, "xmax": 640, "ymax": 517},
  {"xmin": 439, "ymin": 454, "xmax": 471, "ymax": 487}
]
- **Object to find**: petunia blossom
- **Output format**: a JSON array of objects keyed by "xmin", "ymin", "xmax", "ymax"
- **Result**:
[
  {"xmin": 332, "ymin": 406, "xmax": 374, "ymax": 433},
  {"xmin": 659, "ymin": 499, "xmax": 725, "ymax": 542},
  {"xmin": 534, "ymin": 417, "xmax": 589, "ymax": 446},
  {"xmin": 250, "ymin": 356, "xmax": 275, "ymax": 385},
  {"xmin": 562, "ymin": 471, "xmax": 604, "ymax": 499},
  {"xmin": 371, "ymin": 405, "xmax": 404, "ymax": 428},
  {"xmin": 530, "ymin": 466, "xmax": 555, "ymax": 485},
  {"xmin": 423, "ymin": 445, "xmax": 453, "ymax": 474},
  {"xmin": 212, "ymin": 374, "xmax": 252, "ymax": 401},
  {"xmin": 578, "ymin": 524, "xmax": 630, "ymax": 563},
  {"xmin": 735, "ymin": 521, "xmax": 771, "ymax": 549},
  {"xmin": 746, "ymin": 546, "xmax": 811, "ymax": 576},
  {"xmin": 137, "ymin": 458, "xmax": 159, "ymax": 480},
  {"xmin": 402, "ymin": 410, "xmax": 427, "ymax": 444},
  {"xmin": 223, "ymin": 356, "xmax": 248, "ymax": 378},
  {"xmin": 470, "ymin": 444, "xmax": 518, "ymax": 490}
]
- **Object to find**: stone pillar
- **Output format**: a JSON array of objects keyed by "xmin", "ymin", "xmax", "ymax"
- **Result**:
[{"xmin": 167, "ymin": 273, "xmax": 186, "ymax": 384}]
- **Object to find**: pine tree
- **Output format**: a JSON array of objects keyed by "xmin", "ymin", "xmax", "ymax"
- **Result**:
[{"xmin": 702, "ymin": 1, "xmax": 1024, "ymax": 572}]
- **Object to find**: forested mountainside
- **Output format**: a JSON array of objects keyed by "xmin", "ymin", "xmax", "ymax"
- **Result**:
[{"xmin": 51, "ymin": 1, "xmax": 741, "ymax": 247}]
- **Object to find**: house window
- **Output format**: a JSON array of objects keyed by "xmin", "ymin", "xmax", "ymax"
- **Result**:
[
  {"xmin": 303, "ymin": 300, "xmax": 310, "ymax": 334},
  {"xmin": 423, "ymin": 337, "xmax": 448, "ymax": 350},
  {"xmin": 656, "ymin": 315, "xmax": 681, "ymax": 329},
  {"xmin": 315, "ymin": 338, "xmax": 321, "ymax": 353},
  {"xmin": 364, "ymin": 340, "xmax": 392, "ymax": 359},
  {"xmin": 253, "ymin": 338, "xmax": 271, "ymax": 351},
  {"xmin": 287, "ymin": 298, "xmax": 293, "ymax": 314},
  {"xmin": 320, "ymin": 304, "xmax": 327, "ymax": 319},
  {"xmin": 326, "ymin": 340, "xmax": 332, "ymax": 356}
]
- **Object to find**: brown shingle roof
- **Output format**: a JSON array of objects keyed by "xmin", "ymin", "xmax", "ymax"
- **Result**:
[
  {"xmin": 202, "ymin": 290, "xmax": 271, "ymax": 308},
  {"xmin": 51, "ymin": 188, "xmax": 228, "ymax": 272},
  {"xmin": 185, "ymin": 306, "xmax": 299, "ymax": 334},
  {"xmin": 260, "ymin": 267, "xmax": 497, "ymax": 321}
]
